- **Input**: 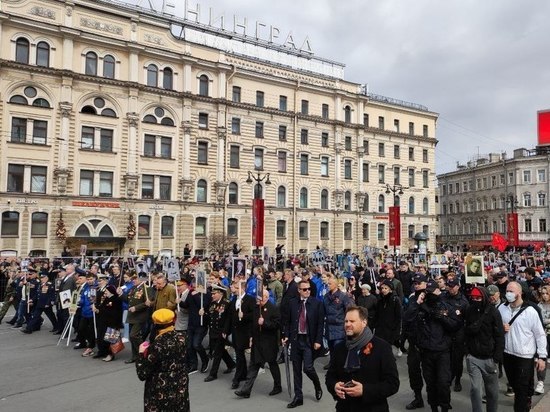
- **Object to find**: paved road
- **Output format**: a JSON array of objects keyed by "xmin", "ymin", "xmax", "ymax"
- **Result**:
[{"xmin": 0, "ymin": 308, "xmax": 542, "ymax": 411}]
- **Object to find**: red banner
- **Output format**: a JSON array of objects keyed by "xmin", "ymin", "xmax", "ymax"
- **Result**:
[
  {"xmin": 492, "ymin": 232, "xmax": 508, "ymax": 252},
  {"xmin": 507, "ymin": 212, "xmax": 519, "ymax": 247},
  {"xmin": 252, "ymin": 198, "xmax": 265, "ymax": 247},
  {"xmin": 389, "ymin": 206, "xmax": 401, "ymax": 247}
]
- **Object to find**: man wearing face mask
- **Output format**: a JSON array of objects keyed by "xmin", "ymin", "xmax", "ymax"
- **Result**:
[
  {"xmin": 403, "ymin": 279, "xmax": 460, "ymax": 412},
  {"xmin": 498, "ymin": 281, "xmax": 547, "ymax": 412},
  {"xmin": 464, "ymin": 287, "xmax": 504, "ymax": 412}
]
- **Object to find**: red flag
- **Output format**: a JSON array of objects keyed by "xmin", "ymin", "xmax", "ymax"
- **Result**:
[{"xmin": 492, "ymin": 232, "xmax": 508, "ymax": 252}]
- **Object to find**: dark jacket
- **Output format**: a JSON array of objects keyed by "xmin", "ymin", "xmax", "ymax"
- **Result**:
[
  {"xmin": 181, "ymin": 290, "xmax": 212, "ymax": 328},
  {"xmin": 326, "ymin": 335, "xmax": 400, "ymax": 412},
  {"xmin": 464, "ymin": 287, "xmax": 505, "ymax": 363},
  {"xmin": 207, "ymin": 297, "xmax": 230, "ymax": 338},
  {"xmin": 374, "ymin": 292, "xmax": 402, "ymax": 344},
  {"xmin": 124, "ymin": 282, "xmax": 153, "ymax": 324},
  {"xmin": 282, "ymin": 296, "xmax": 325, "ymax": 360},
  {"xmin": 224, "ymin": 293, "xmax": 255, "ymax": 350},
  {"xmin": 96, "ymin": 288, "xmax": 123, "ymax": 329},
  {"xmin": 36, "ymin": 280, "xmax": 56, "ymax": 308},
  {"xmin": 324, "ymin": 289, "xmax": 353, "ymax": 341},
  {"xmin": 250, "ymin": 300, "xmax": 280, "ymax": 364}
]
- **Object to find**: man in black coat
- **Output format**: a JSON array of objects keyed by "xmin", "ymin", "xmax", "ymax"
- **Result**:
[
  {"xmin": 326, "ymin": 305, "xmax": 400, "ymax": 412},
  {"xmin": 235, "ymin": 289, "xmax": 282, "ymax": 398},
  {"xmin": 224, "ymin": 279, "xmax": 255, "ymax": 389},
  {"xmin": 282, "ymin": 280, "xmax": 325, "ymax": 408}
]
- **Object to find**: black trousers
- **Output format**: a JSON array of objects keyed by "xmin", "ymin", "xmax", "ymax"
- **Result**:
[
  {"xmin": 503, "ymin": 353, "xmax": 534, "ymax": 412},
  {"xmin": 420, "ymin": 349, "xmax": 451, "ymax": 409},
  {"xmin": 450, "ymin": 335, "xmax": 465, "ymax": 382},
  {"xmin": 234, "ymin": 347, "xmax": 248, "ymax": 383},
  {"xmin": 129, "ymin": 322, "xmax": 145, "ymax": 360},
  {"xmin": 27, "ymin": 306, "xmax": 57, "ymax": 331},
  {"xmin": 292, "ymin": 335, "xmax": 320, "ymax": 400},
  {"xmin": 407, "ymin": 343, "xmax": 424, "ymax": 392},
  {"xmin": 78, "ymin": 316, "xmax": 96, "ymax": 349},
  {"xmin": 241, "ymin": 360, "xmax": 282, "ymax": 394},
  {"xmin": 209, "ymin": 336, "xmax": 235, "ymax": 377}
]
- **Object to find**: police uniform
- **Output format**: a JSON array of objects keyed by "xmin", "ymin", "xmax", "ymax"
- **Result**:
[{"xmin": 23, "ymin": 274, "xmax": 57, "ymax": 333}]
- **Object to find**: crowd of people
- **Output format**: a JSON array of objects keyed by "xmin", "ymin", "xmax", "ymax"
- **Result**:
[{"xmin": 0, "ymin": 249, "xmax": 549, "ymax": 412}]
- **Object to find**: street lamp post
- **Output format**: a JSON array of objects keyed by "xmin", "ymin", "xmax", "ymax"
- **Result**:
[
  {"xmin": 246, "ymin": 171, "xmax": 271, "ymax": 256},
  {"xmin": 383, "ymin": 183, "xmax": 406, "ymax": 258},
  {"xmin": 506, "ymin": 194, "xmax": 519, "ymax": 248}
]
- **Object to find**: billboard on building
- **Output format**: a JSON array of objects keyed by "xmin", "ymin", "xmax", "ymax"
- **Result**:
[{"xmin": 537, "ymin": 110, "xmax": 550, "ymax": 146}]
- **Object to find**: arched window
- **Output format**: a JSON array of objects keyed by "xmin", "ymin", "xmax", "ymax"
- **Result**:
[
  {"xmin": 408, "ymin": 196, "xmax": 415, "ymax": 214},
  {"xmin": 33, "ymin": 98, "xmax": 50, "ymax": 108},
  {"xmin": 160, "ymin": 117, "xmax": 174, "ymax": 126},
  {"xmin": 138, "ymin": 215, "xmax": 151, "ymax": 238},
  {"xmin": 197, "ymin": 179, "xmax": 207, "ymax": 202},
  {"xmin": 85, "ymin": 51, "xmax": 98, "ymax": 75},
  {"xmin": 36, "ymin": 41, "xmax": 50, "ymax": 67},
  {"xmin": 31, "ymin": 212, "xmax": 48, "ymax": 237},
  {"xmin": 15, "ymin": 38, "xmax": 30, "ymax": 64},
  {"xmin": 227, "ymin": 218, "xmax": 238, "ymax": 237},
  {"xmin": 199, "ymin": 74, "xmax": 209, "ymax": 96},
  {"xmin": 103, "ymin": 55, "xmax": 115, "ymax": 79},
  {"xmin": 228, "ymin": 182, "xmax": 238, "ymax": 205},
  {"xmin": 161, "ymin": 216, "xmax": 174, "ymax": 237},
  {"xmin": 394, "ymin": 195, "xmax": 400, "ymax": 207},
  {"xmin": 99, "ymin": 226, "xmax": 114, "ymax": 237},
  {"xmin": 363, "ymin": 194, "xmax": 369, "ymax": 212},
  {"xmin": 344, "ymin": 191, "xmax": 352, "ymax": 210},
  {"xmin": 299, "ymin": 188, "xmax": 308, "ymax": 208},
  {"xmin": 320, "ymin": 189, "xmax": 329, "ymax": 209},
  {"xmin": 143, "ymin": 115, "xmax": 157, "ymax": 124},
  {"xmin": 163, "ymin": 67, "xmax": 173, "ymax": 90},
  {"xmin": 101, "ymin": 108, "xmax": 117, "ymax": 117},
  {"xmin": 277, "ymin": 186, "xmax": 286, "ymax": 207},
  {"xmin": 9, "ymin": 95, "xmax": 28, "ymax": 105},
  {"xmin": 2, "ymin": 211, "xmax": 19, "ymax": 236},
  {"xmin": 344, "ymin": 222, "xmax": 352, "ymax": 239},
  {"xmin": 378, "ymin": 194, "xmax": 385, "ymax": 213},
  {"xmin": 344, "ymin": 105, "xmax": 352, "ymax": 123},
  {"xmin": 423, "ymin": 197, "xmax": 429, "ymax": 215},
  {"xmin": 147, "ymin": 64, "xmax": 158, "ymax": 87},
  {"xmin": 75, "ymin": 224, "xmax": 91, "ymax": 237}
]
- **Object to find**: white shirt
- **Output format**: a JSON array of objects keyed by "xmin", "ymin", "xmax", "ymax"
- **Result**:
[{"xmin": 498, "ymin": 303, "xmax": 547, "ymax": 359}]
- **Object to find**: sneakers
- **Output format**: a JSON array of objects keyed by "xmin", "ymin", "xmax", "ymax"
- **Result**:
[
  {"xmin": 505, "ymin": 386, "xmax": 515, "ymax": 397},
  {"xmin": 200, "ymin": 360, "xmax": 210, "ymax": 374},
  {"xmin": 535, "ymin": 381, "xmax": 544, "ymax": 395},
  {"xmin": 82, "ymin": 348, "xmax": 94, "ymax": 357},
  {"xmin": 397, "ymin": 349, "xmax": 403, "ymax": 358},
  {"xmin": 102, "ymin": 354, "xmax": 113, "ymax": 362}
]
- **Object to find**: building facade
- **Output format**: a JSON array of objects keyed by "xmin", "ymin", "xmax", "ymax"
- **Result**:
[
  {"xmin": 0, "ymin": 0, "xmax": 438, "ymax": 258},
  {"xmin": 437, "ymin": 149, "xmax": 550, "ymax": 251}
]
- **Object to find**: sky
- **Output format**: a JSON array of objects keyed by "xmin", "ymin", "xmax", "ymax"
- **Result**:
[{"xmin": 125, "ymin": 0, "xmax": 550, "ymax": 175}]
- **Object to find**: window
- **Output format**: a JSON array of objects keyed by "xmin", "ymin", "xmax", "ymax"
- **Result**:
[
  {"xmin": 254, "ymin": 148, "xmax": 264, "ymax": 170},
  {"xmin": 100, "ymin": 129, "xmax": 113, "ymax": 152},
  {"xmin": 227, "ymin": 218, "xmax": 238, "ymax": 237},
  {"xmin": 525, "ymin": 219, "xmax": 532, "ymax": 232},
  {"xmin": 161, "ymin": 216, "xmax": 174, "ymax": 237},
  {"xmin": 299, "ymin": 221, "xmax": 308, "ymax": 239},
  {"xmin": 278, "ymin": 151, "xmax": 287, "ymax": 172},
  {"xmin": 256, "ymin": 91, "xmax": 264, "ymax": 107},
  {"xmin": 301, "ymin": 100, "xmax": 309, "ymax": 115},
  {"xmin": 408, "ymin": 197, "xmax": 415, "ymax": 214},
  {"xmin": 197, "ymin": 179, "xmax": 207, "ymax": 202},
  {"xmin": 99, "ymin": 172, "xmax": 113, "ymax": 197},
  {"xmin": 277, "ymin": 220, "xmax": 286, "ymax": 238},
  {"xmin": 11, "ymin": 117, "xmax": 27, "ymax": 143},
  {"xmin": 423, "ymin": 125, "xmax": 428, "ymax": 137},
  {"xmin": 163, "ymin": 67, "xmax": 173, "ymax": 90},
  {"xmin": 378, "ymin": 143, "xmax": 385, "ymax": 157},
  {"xmin": 362, "ymin": 162, "xmax": 369, "ymax": 182},
  {"xmin": 300, "ymin": 154, "xmax": 308, "ymax": 175},
  {"xmin": 345, "ymin": 136, "xmax": 352, "ymax": 150},
  {"xmin": 321, "ymin": 222, "xmax": 329, "ymax": 239},
  {"xmin": 377, "ymin": 223, "xmax": 385, "ymax": 240},
  {"xmin": 299, "ymin": 188, "xmax": 308, "ymax": 208},
  {"xmin": 197, "ymin": 142, "xmax": 208, "ymax": 164},
  {"xmin": 321, "ymin": 132, "xmax": 329, "ymax": 147},
  {"xmin": 393, "ymin": 167, "xmax": 400, "ymax": 185},
  {"xmin": 277, "ymin": 186, "xmax": 286, "ymax": 207},
  {"xmin": 394, "ymin": 145, "xmax": 400, "ymax": 159},
  {"xmin": 538, "ymin": 192, "xmax": 546, "ymax": 207},
  {"xmin": 378, "ymin": 116, "xmax": 384, "ymax": 129},
  {"xmin": 230, "ymin": 145, "xmax": 240, "ymax": 168},
  {"xmin": 363, "ymin": 113, "xmax": 369, "ymax": 127},
  {"xmin": 29, "ymin": 166, "xmax": 46, "ymax": 193},
  {"xmin": 80, "ymin": 170, "xmax": 94, "ymax": 196},
  {"xmin": 344, "ymin": 106, "xmax": 352, "ymax": 123},
  {"xmin": 321, "ymin": 189, "xmax": 329, "ymax": 209},
  {"xmin": 344, "ymin": 159, "xmax": 352, "ymax": 179},
  {"xmin": 523, "ymin": 193, "xmax": 531, "ymax": 207},
  {"xmin": 279, "ymin": 95, "xmax": 287, "ymax": 111},
  {"xmin": 144, "ymin": 135, "xmax": 156, "ymax": 157},
  {"xmin": 508, "ymin": 172, "xmax": 514, "ymax": 184},
  {"xmin": 198, "ymin": 112, "xmax": 208, "ymax": 128},
  {"xmin": 36, "ymin": 41, "xmax": 50, "ymax": 67},
  {"xmin": 422, "ymin": 170, "xmax": 429, "ymax": 188},
  {"xmin": 523, "ymin": 170, "xmax": 531, "ymax": 183},
  {"xmin": 7, "ymin": 165, "xmax": 24, "ymax": 192},
  {"xmin": 408, "ymin": 169, "xmax": 415, "ymax": 187},
  {"xmin": 321, "ymin": 156, "xmax": 329, "ymax": 177},
  {"xmin": 378, "ymin": 165, "xmax": 385, "ymax": 184},
  {"xmin": 408, "ymin": 224, "xmax": 415, "ymax": 238},
  {"xmin": 378, "ymin": 194, "xmax": 385, "ymax": 212},
  {"xmin": 322, "ymin": 104, "xmax": 329, "ymax": 119},
  {"xmin": 31, "ymin": 212, "xmax": 48, "ymax": 236},
  {"xmin": 279, "ymin": 125, "xmax": 287, "ymax": 141},
  {"xmin": 159, "ymin": 176, "xmax": 171, "ymax": 200},
  {"xmin": 15, "ymin": 37, "xmax": 30, "ymax": 64},
  {"xmin": 228, "ymin": 182, "xmax": 238, "ymax": 204},
  {"xmin": 409, "ymin": 147, "xmax": 414, "ymax": 161},
  {"xmin": 362, "ymin": 223, "xmax": 369, "ymax": 239},
  {"xmin": 340, "ymin": 222, "xmax": 353, "ymax": 241},
  {"xmin": 103, "ymin": 55, "xmax": 115, "ymax": 79},
  {"xmin": 136, "ymin": 215, "xmax": 150, "ymax": 238},
  {"xmin": 300, "ymin": 129, "xmax": 308, "ymax": 144},
  {"xmin": 1, "ymin": 211, "xmax": 19, "ymax": 236},
  {"xmin": 538, "ymin": 169, "xmax": 546, "ymax": 182},
  {"xmin": 423, "ymin": 197, "xmax": 429, "ymax": 215},
  {"xmin": 362, "ymin": 195, "xmax": 369, "ymax": 212},
  {"xmin": 146, "ymin": 64, "xmax": 158, "ymax": 86},
  {"xmin": 409, "ymin": 122, "xmax": 414, "ymax": 136},
  {"xmin": 423, "ymin": 149, "xmax": 428, "ymax": 163},
  {"xmin": 160, "ymin": 137, "xmax": 171, "ymax": 159},
  {"xmin": 141, "ymin": 175, "xmax": 154, "ymax": 199},
  {"xmin": 255, "ymin": 121, "xmax": 264, "ymax": 138},
  {"xmin": 231, "ymin": 118, "xmax": 240, "ymax": 134},
  {"xmin": 80, "ymin": 127, "xmax": 114, "ymax": 152},
  {"xmin": 232, "ymin": 86, "xmax": 241, "ymax": 102},
  {"xmin": 540, "ymin": 219, "xmax": 547, "ymax": 233},
  {"xmin": 394, "ymin": 119, "xmax": 400, "ymax": 132},
  {"xmin": 344, "ymin": 191, "xmax": 352, "ymax": 210},
  {"xmin": 199, "ymin": 75, "xmax": 209, "ymax": 96}
]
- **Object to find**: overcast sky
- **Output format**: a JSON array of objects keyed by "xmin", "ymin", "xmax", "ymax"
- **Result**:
[{"xmin": 128, "ymin": 0, "xmax": 550, "ymax": 175}]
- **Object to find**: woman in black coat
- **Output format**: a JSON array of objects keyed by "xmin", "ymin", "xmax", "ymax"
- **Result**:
[
  {"xmin": 374, "ymin": 280, "xmax": 402, "ymax": 347},
  {"xmin": 93, "ymin": 284, "xmax": 123, "ymax": 361}
]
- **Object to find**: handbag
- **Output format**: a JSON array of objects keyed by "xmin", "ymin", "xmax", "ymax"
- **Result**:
[
  {"xmin": 110, "ymin": 338, "xmax": 125, "ymax": 354},
  {"xmin": 104, "ymin": 327, "xmax": 121, "ymax": 344}
]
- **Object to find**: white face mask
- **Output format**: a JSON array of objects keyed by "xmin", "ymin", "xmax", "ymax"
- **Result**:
[{"xmin": 505, "ymin": 291, "xmax": 517, "ymax": 303}]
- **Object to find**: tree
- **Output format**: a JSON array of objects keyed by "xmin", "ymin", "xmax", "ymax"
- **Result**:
[{"xmin": 201, "ymin": 232, "xmax": 245, "ymax": 256}]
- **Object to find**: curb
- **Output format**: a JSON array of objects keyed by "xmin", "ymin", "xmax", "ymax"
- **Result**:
[{"xmin": 533, "ymin": 390, "xmax": 550, "ymax": 412}]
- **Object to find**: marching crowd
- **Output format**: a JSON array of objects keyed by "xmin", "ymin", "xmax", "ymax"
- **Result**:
[{"xmin": 1, "ymin": 249, "xmax": 550, "ymax": 412}]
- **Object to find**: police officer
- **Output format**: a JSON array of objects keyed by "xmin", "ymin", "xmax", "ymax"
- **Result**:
[{"xmin": 22, "ymin": 272, "xmax": 57, "ymax": 333}]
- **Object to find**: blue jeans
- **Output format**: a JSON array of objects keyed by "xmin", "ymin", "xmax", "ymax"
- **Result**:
[{"xmin": 466, "ymin": 354, "xmax": 499, "ymax": 412}]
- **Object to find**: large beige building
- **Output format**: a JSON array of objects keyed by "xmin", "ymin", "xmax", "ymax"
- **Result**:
[{"xmin": 0, "ymin": 0, "xmax": 438, "ymax": 258}]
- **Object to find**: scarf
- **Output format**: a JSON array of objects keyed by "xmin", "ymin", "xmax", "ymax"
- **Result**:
[
  {"xmin": 344, "ymin": 326, "xmax": 373, "ymax": 372},
  {"xmin": 156, "ymin": 325, "xmax": 175, "ymax": 338}
]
